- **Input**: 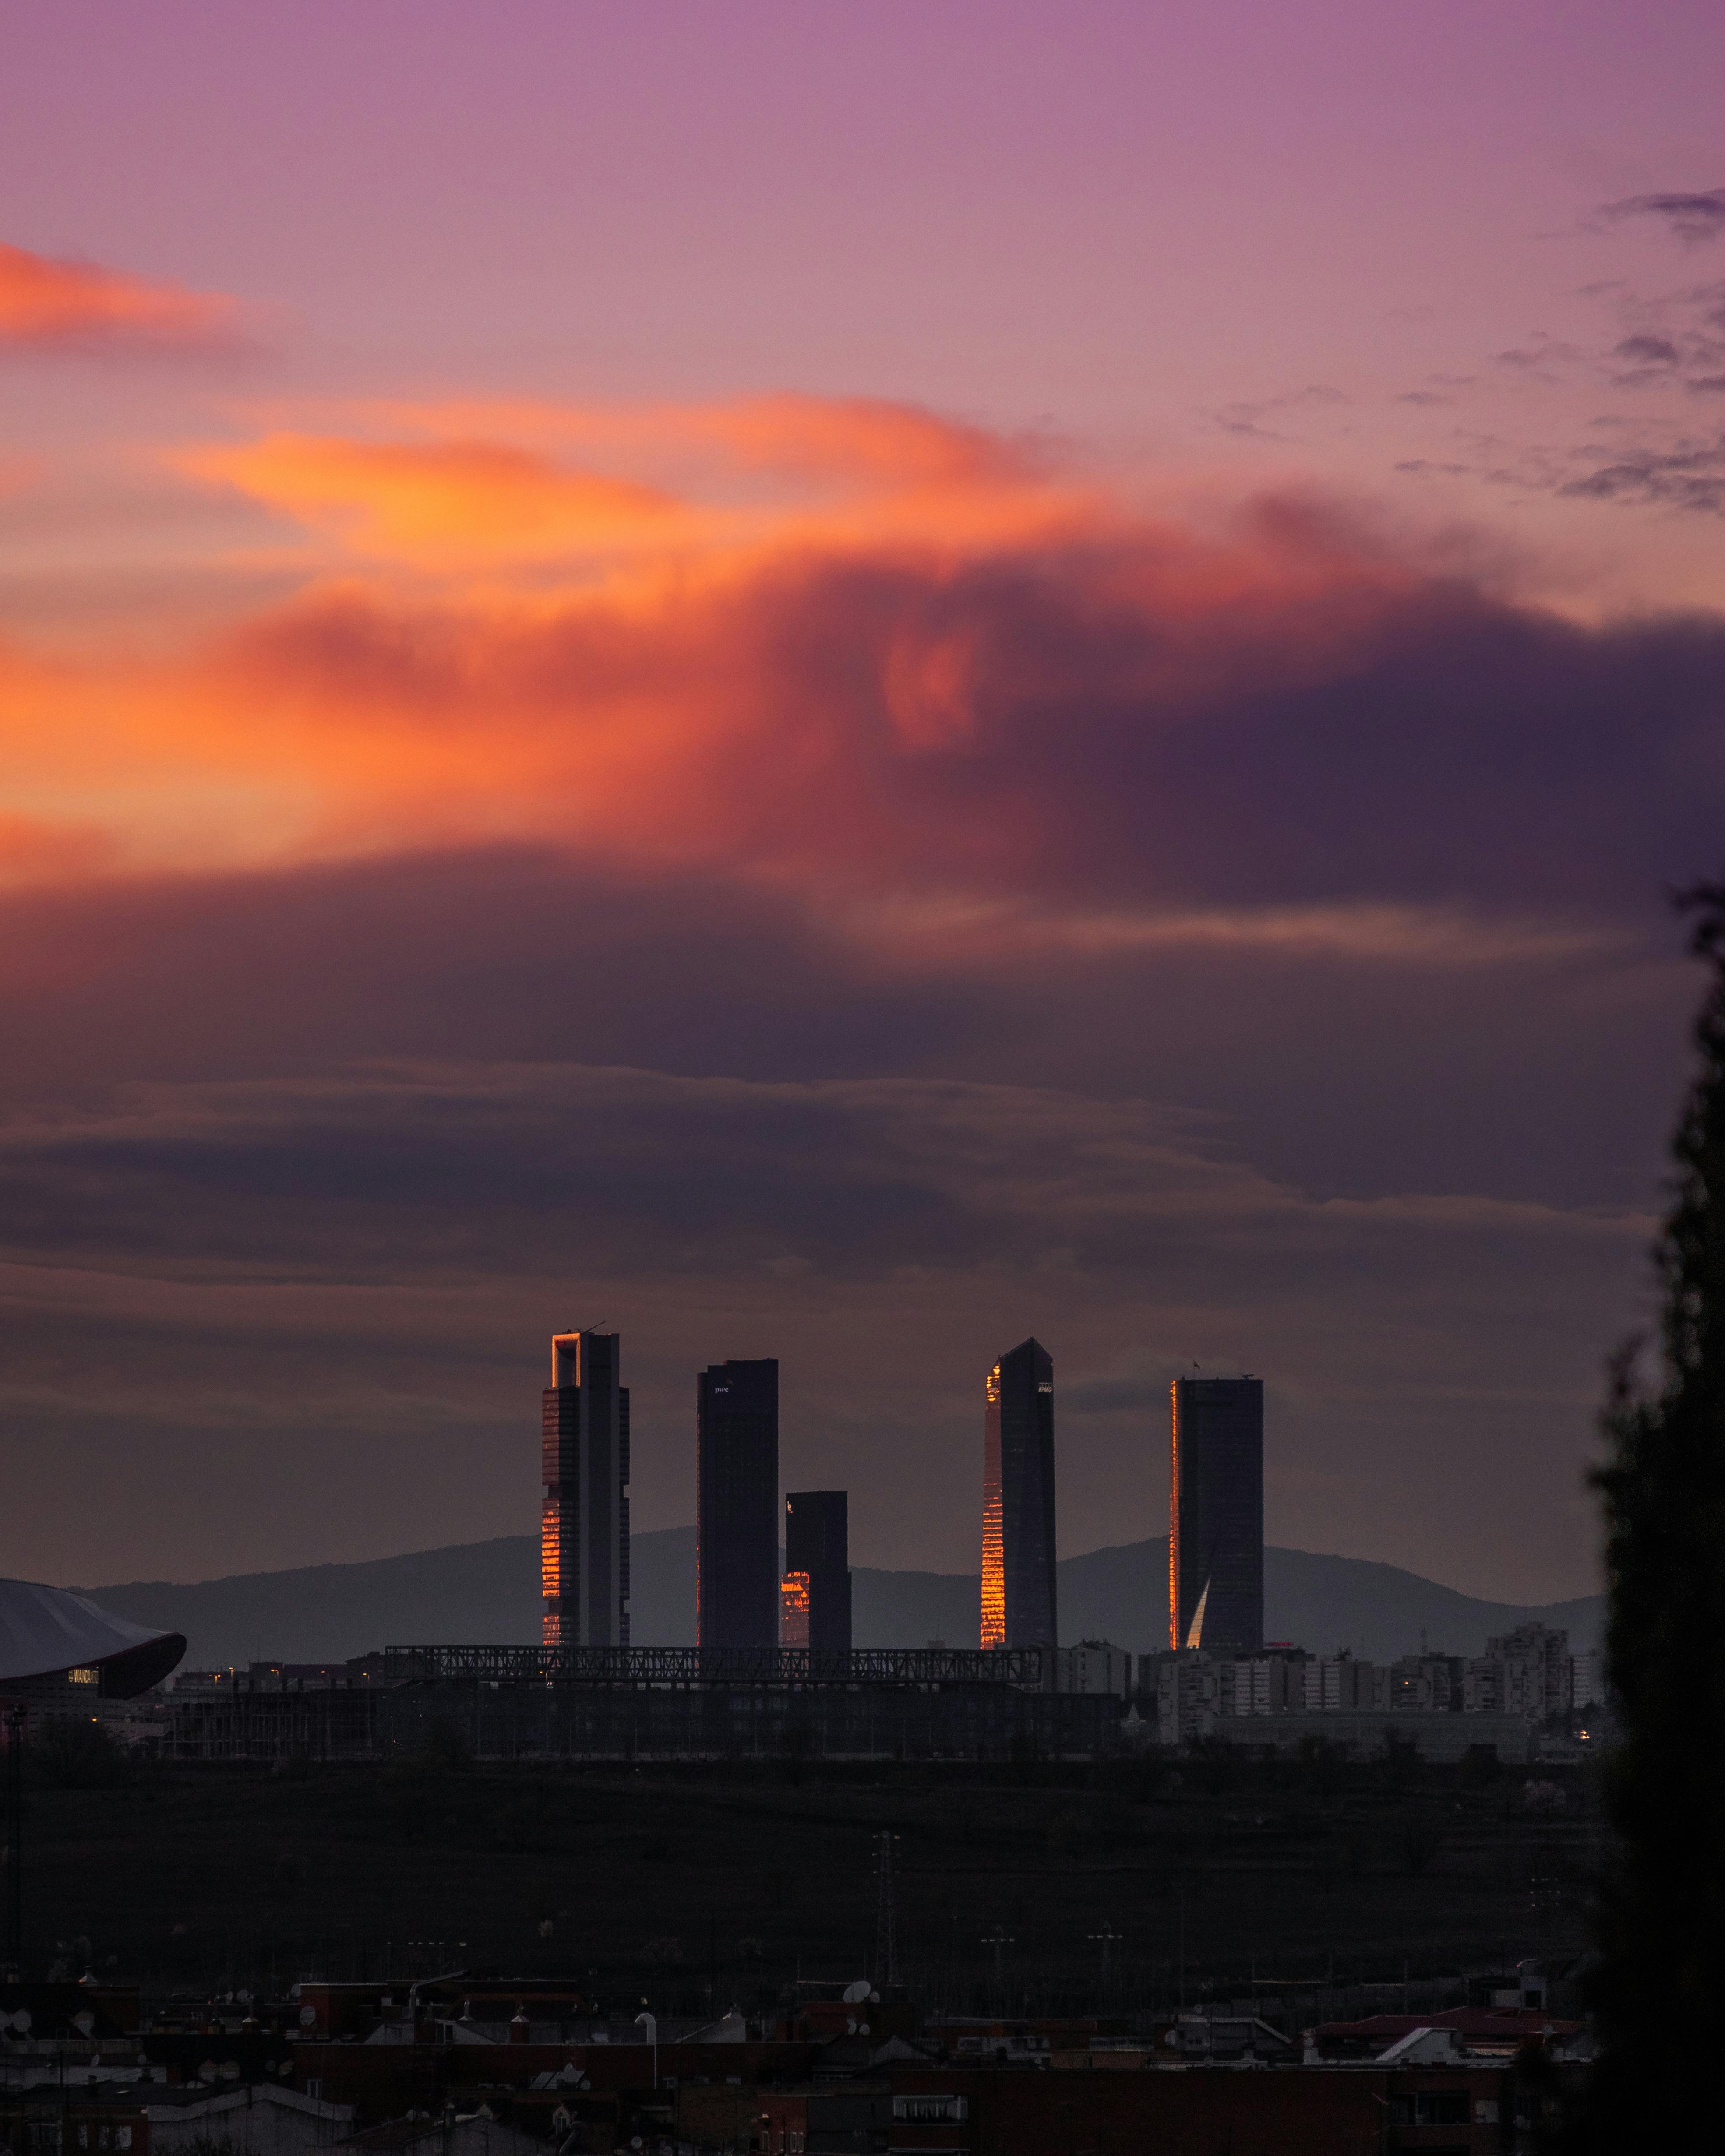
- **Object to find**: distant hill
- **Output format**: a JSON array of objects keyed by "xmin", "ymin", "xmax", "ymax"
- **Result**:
[{"xmin": 74, "ymin": 1529, "xmax": 1602, "ymax": 1670}]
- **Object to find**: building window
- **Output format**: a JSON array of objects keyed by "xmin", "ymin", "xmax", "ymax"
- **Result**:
[
  {"xmin": 892, "ymin": 2096, "xmax": 969, "ymax": 2122},
  {"xmin": 1388, "ymin": 2091, "xmax": 1469, "ymax": 2126}
]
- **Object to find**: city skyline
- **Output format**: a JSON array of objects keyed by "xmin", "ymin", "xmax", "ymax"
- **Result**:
[{"xmin": 2, "ymin": 6, "xmax": 1717, "ymax": 1606}]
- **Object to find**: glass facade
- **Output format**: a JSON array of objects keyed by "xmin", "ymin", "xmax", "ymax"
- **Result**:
[
  {"xmin": 981, "ymin": 1337, "xmax": 1057, "ymax": 1650},
  {"xmin": 780, "ymin": 1570, "xmax": 811, "ymax": 1648},
  {"xmin": 784, "ymin": 1488, "xmax": 853, "ymax": 1656},
  {"xmin": 1169, "ymin": 1376, "xmax": 1263, "ymax": 1656},
  {"xmin": 540, "ymin": 1330, "xmax": 630, "ymax": 1649},
  {"xmin": 696, "ymin": 1357, "xmax": 780, "ymax": 1650}
]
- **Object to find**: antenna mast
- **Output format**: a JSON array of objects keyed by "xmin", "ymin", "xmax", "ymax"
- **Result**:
[{"xmin": 873, "ymin": 1829, "xmax": 899, "ymax": 1989}]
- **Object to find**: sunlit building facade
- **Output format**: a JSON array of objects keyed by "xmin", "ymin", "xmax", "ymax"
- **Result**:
[
  {"xmin": 780, "ymin": 1570, "xmax": 811, "ymax": 1648},
  {"xmin": 784, "ymin": 1488, "xmax": 852, "ymax": 1656},
  {"xmin": 1169, "ymin": 1375, "xmax": 1263, "ymax": 1656},
  {"xmin": 541, "ymin": 1330, "xmax": 630, "ymax": 1649},
  {"xmin": 696, "ymin": 1357, "xmax": 780, "ymax": 1650},
  {"xmin": 980, "ymin": 1337, "xmax": 1057, "ymax": 1650}
]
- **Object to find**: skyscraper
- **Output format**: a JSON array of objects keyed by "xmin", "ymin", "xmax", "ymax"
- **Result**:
[
  {"xmin": 1169, "ymin": 1376, "xmax": 1263, "ymax": 1656},
  {"xmin": 541, "ymin": 1330, "xmax": 630, "ymax": 1649},
  {"xmin": 696, "ymin": 1357, "xmax": 779, "ymax": 1651},
  {"xmin": 784, "ymin": 1489, "xmax": 853, "ymax": 1656},
  {"xmin": 980, "ymin": 1337, "xmax": 1057, "ymax": 1650}
]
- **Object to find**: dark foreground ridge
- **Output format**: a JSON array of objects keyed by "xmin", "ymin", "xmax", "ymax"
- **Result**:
[{"xmin": 16, "ymin": 1745, "xmax": 1594, "ymax": 2016}]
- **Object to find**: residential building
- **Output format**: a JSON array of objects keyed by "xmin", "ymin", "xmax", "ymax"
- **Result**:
[
  {"xmin": 540, "ymin": 1331, "xmax": 630, "ymax": 1649},
  {"xmin": 697, "ymin": 1358, "xmax": 780, "ymax": 1650},
  {"xmin": 981, "ymin": 1338, "xmax": 1057, "ymax": 1650},
  {"xmin": 1168, "ymin": 1377, "xmax": 1263, "ymax": 1656},
  {"xmin": 784, "ymin": 1489, "xmax": 853, "ymax": 1656},
  {"xmin": 1464, "ymin": 1624, "xmax": 1571, "ymax": 1720}
]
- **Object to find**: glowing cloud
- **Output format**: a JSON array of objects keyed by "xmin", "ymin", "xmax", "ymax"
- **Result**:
[
  {"xmin": 0, "ymin": 241, "xmax": 241, "ymax": 354},
  {"xmin": 2, "ymin": 393, "xmax": 1714, "ymax": 985}
]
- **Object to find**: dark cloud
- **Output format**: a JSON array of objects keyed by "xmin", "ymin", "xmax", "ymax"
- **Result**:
[
  {"xmin": 1561, "ymin": 433, "xmax": 1725, "ymax": 515},
  {"xmin": 1614, "ymin": 334, "xmax": 1680, "ymax": 366},
  {"xmin": 1601, "ymin": 188, "xmax": 1725, "ymax": 247}
]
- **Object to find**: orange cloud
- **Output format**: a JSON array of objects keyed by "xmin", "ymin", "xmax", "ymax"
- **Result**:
[
  {"xmin": 0, "ymin": 240, "xmax": 241, "ymax": 354},
  {"xmin": 14, "ymin": 393, "xmax": 1597, "ymax": 984},
  {"xmin": 0, "ymin": 811, "xmax": 119, "ymax": 888},
  {"xmin": 181, "ymin": 395, "xmax": 1092, "ymax": 588},
  {"xmin": 186, "ymin": 435, "xmax": 691, "ymax": 570}
]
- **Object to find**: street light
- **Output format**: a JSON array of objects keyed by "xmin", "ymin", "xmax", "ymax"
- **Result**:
[{"xmin": 634, "ymin": 2010, "xmax": 657, "ymax": 2090}]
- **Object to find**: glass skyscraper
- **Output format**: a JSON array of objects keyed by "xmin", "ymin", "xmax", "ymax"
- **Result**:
[
  {"xmin": 696, "ymin": 1357, "xmax": 780, "ymax": 1650},
  {"xmin": 1169, "ymin": 1375, "xmax": 1263, "ymax": 1655},
  {"xmin": 540, "ymin": 1330, "xmax": 630, "ymax": 1649},
  {"xmin": 981, "ymin": 1337, "xmax": 1057, "ymax": 1650},
  {"xmin": 784, "ymin": 1488, "xmax": 852, "ymax": 1656}
]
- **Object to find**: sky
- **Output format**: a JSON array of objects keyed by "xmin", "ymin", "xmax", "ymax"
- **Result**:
[{"xmin": 2, "ymin": 2, "xmax": 1722, "ymax": 1603}]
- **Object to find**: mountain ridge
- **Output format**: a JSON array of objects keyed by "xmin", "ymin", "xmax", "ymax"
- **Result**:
[{"xmin": 71, "ymin": 1528, "xmax": 1602, "ymax": 1670}]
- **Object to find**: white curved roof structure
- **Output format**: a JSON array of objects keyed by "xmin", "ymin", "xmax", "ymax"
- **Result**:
[{"xmin": 0, "ymin": 1577, "xmax": 186, "ymax": 1695}]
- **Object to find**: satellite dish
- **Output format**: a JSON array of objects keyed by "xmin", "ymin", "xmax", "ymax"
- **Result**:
[
  {"xmin": 842, "ymin": 1980, "xmax": 870, "ymax": 2005},
  {"xmin": 868, "ymin": 1991, "xmax": 880, "ymax": 2004},
  {"xmin": 299, "ymin": 2006, "xmax": 316, "ymax": 2028},
  {"xmin": 13, "ymin": 2011, "xmax": 32, "ymax": 2034}
]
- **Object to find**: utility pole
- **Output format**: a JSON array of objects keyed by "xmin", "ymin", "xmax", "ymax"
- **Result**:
[
  {"xmin": 981, "ymin": 1926, "xmax": 1013, "ymax": 2005},
  {"xmin": 1177, "ymin": 1888, "xmax": 1186, "ymax": 2014},
  {"xmin": 873, "ymin": 1831, "xmax": 899, "ymax": 1990},
  {"xmin": 4, "ymin": 1707, "xmax": 24, "ymax": 1977}
]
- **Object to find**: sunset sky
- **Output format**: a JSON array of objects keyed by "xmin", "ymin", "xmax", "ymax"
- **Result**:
[{"xmin": 3, "ymin": 3, "xmax": 1723, "ymax": 1602}]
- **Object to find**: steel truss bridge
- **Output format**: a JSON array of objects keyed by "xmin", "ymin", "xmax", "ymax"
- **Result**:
[{"xmin": 373, "ymin": 1643, "xmax": 1053, "ymax": 1689}]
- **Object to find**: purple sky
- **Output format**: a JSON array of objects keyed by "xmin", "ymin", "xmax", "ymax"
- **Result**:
[{"xmin": 2, "ymin": 4, "xmax": 1722, "ymax": 1601}]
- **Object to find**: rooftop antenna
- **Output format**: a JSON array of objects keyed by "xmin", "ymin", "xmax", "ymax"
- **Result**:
[{"xmin": 1088, "ymin": 1920, "xmax": 1122, "ymax": 1996}]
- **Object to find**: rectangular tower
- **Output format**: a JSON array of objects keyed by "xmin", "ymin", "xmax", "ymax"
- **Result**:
[
  {"xmin": 696, "ymin": 1357, "xmax": 780, "ymax": 1651},
  {"xmin": 1169, "ymin": 1376, "xmax": 1263, "ymax": 1656},
  {"xmin": 981, "ymin": 1337, "xmax": 1057, "ymax": 1649},
  {"xmin": 541, "ymin": 1331, "xmax": 630, "ymax": 1649},
  {"xmin": 785, "ymin": 1489, "xmax": 853, "ymax": 1657}
]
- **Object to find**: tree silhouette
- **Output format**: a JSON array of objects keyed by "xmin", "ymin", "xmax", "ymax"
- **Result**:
[{"xmin": 1583, "ymin": 883, "xmax": 1725, "ymax": 2142}]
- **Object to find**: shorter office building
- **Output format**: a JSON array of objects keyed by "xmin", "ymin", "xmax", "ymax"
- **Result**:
[
  {"xmin": 784, "ymin": 1490, "xmax": 853, "ymax": 1656},
  {"xmin": 1148, "ymin": 1651, "xmax": 1538, "ymax": 1761},
  {"xmin": 1054, "ymin": 1640, "xmax": 1133, "ymax": 1696}
]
